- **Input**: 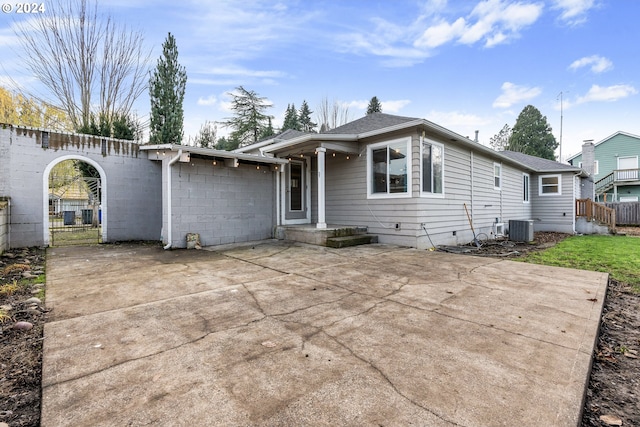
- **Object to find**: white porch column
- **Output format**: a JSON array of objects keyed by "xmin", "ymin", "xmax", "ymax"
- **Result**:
[{"xmin": 316, "ymin": 147, "xmax": 327, "ymax": 229}]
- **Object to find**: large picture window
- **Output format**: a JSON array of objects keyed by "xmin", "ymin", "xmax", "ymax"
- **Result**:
[
  {"xmin": 539, "ymin": 174, "xmax": 561, "ymax": 195},
  {"xmin": 421, "ymin": 139, "xmax": 444, "ymax": 196},
  {"xmin": 368, "ymin": 138, "xmax": 411, "ymax": 198}
]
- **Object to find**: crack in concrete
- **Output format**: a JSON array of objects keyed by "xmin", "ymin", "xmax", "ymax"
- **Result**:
[
  {"xmin": 43, "ymin": 314, "xmax": 268, "ymax": 389},
  {"xmin": 275, "ymin": 312, "xmax": 467, "ymax": 427}
]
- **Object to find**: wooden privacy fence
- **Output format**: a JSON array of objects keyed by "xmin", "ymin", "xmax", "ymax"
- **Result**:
[
  {"xmin": 576, "ymin": 199, "xmax": 616, "ymax": 229},
  {"xmin": 604, "ymin": 202, "xmax": 640, "ymax": 226}
]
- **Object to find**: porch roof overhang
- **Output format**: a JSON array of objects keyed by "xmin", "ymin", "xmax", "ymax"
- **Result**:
[{"xmin": 140, "ymin": 144, "xmax": 289, "ymax": 166}]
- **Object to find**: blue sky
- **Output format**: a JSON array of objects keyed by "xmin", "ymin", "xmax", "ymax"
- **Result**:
[{"xmin": 1, "ymin": 0, "xmax": 638, "ymax": 159}]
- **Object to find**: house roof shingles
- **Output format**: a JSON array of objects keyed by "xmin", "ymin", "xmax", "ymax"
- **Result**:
[
  {"xmin": 322, "ymin": 113, "xmax": 419, "ymax": 135},
  {"xmin": 500, "ymin": 150, "xmax": 581, "ymax": 173}
]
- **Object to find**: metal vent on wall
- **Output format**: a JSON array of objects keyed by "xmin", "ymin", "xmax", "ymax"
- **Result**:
[{"xmin": 509, "ymin": 220, "xmax": 534, "ymax": 242}]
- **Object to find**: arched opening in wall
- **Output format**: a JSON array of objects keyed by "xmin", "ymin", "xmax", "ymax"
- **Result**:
[{"xmin": 48, "ymin": 159, "xmax": 103, "ymax": 246}]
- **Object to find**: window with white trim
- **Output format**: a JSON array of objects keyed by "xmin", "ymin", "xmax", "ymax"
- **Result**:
[
  {"xmin": 523, "ymin": 173, "xmax": 530, "ymax": 203},
  {"xmin": 421, "ymin": 139, "xmax": 444, "ymax": 196},
  {"xmin": 494, "ymin": 163, "xmax": 502, "ymax": 190},
  {"xmin": 539, "ymin": 174, "xmax": 562, "ymax": 195},
  {"xmin": 368, "ymin": 138, "xmax": 411, "ymax": 198}
]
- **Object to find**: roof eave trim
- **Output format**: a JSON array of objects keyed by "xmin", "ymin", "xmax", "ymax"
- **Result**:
[{"xmin": 140, "ymin": 144, "xmax": 288, "ymax": 164}]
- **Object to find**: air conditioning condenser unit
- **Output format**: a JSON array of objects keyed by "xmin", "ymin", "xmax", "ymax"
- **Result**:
[{"xmin": 509, "ymin": 220, "xmax": 534, "ymax": 242}]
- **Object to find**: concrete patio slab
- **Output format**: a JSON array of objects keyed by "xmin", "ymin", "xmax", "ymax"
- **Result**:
[{"xmin": 41, "ymin": 241, "xmax": 608, "ymax": 427}]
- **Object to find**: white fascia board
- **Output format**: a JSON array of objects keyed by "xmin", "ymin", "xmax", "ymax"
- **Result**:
[
  {"xmin": 140, "ymin": 144, "xmax": 288, "ymax": 165},
  {"xmin": 259, "ymin": 134, "xmax": 358, "ymax": 154}
]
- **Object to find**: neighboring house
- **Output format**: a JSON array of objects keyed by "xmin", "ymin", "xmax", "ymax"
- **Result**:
[
  {"xmin": 236, "ymin": 113, "xmax": 586, "ymax": 249},
  {"xmin": 49, "ymin": 177, "xmax": 93, "ymax": 217},
  {"xmin": 567, "ymin": 132, "xmax": 640, "ymax": 202}
]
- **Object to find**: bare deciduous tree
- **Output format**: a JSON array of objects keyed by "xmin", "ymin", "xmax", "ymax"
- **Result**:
[
  {"xmin": 316, "ymin": 96, "xmax": 351, "ymax": 132},
  {"xmin": 13, "ymin": 0, "xmax": 150, "ymax": 131}
]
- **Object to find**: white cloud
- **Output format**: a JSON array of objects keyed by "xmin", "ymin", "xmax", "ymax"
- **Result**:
[
  {"xmin": 458, "ymin": 0, "xmax": 543, "ymax": 47},
  {"xmin": 493, "ymin": 82, "xmax": 542, "ymax": 108},
  {"xmin": 552, "ymin": 0, "xmax": 595, "ymax": 25},
  {"xmin": 382, "ymin": 99, "xmax": 411, "ymax": 113},
  {"xmin": 414, "ymin": 18, "xmax": 466, "ymax": 49},
  {"xmin": 197, "ymin": 95, "xmax": 217, "ymax": 106},
  {"xmin": 575, "ymin": 84, "xmax": 637, "ymax": 104},
  {"xmin": 569, "ymin": 55, "xmax": 613, "ymax": 73},
  {"xmin": 344, "ymin": 100, "xmax": 369, "ymax": 110},
  {"xmin": 426, "ymin": 110, "xmax": 490, "ymax": 127},
  {"xmin": 202, "ymin": 67, "xmax": 287, "ymax": 79},
  {"xmin": 406, "ymin": 0, "xmax": 544, "ymax": 64}
]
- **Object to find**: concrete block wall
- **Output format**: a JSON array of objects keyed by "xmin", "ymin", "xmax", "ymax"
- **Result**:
[
  {"xmin": 167, "ymin": 157, "xmax": 275, "ymax": 248},
  {"xmin": 0, "ymin": 126, "xmax": 162, "ymax": 248},
  {"xmin": 0, "ymin": 198, "xmax": 8, "ymax": 254},
  {"xmin": 102, "ymin": 159, "xmax": 162, "ymax": 242}
]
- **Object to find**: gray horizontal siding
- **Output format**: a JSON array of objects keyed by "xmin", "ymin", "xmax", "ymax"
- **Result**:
[
  {"xmin": 324, "ymin": 133, "xmax": 539, "ymax": 248},
  {"xmin": 531, "ymin": 172, "xmax": 576, "ymax": 233}
]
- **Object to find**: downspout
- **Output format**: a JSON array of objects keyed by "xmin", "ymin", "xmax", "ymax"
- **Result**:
[
  {"xmin": 164, "ymin": 149, "xmax": 182, "ymax": 250},
  {"xmin": 470, "ymin": 151, "xmax": 474, "ymax": 224}
]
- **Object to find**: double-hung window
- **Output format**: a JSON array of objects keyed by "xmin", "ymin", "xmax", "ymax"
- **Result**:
[
  {"xmin": 539, "ymin": 174, "xmax": 561, "ymax": 195},
  {"xmin": 494, "ymin": 163, "xmax": 502, "ymax": 190},
  {"xmin": 368, "ymin": 138, "xmax": 411, "ymax": 198},
  {"xmin": 421, "ymin": 139, "xmax": 444, "ymax": 196}
]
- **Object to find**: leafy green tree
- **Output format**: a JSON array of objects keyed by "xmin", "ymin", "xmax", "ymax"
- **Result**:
[
  {"xmin": 489, "ymin": 124, "xmax": 512, "ymax": 151},
  {"xmin": 507, "ymin": 105, "xmax": 558, "ymax": 160},
  {"xmin": 282, "ymin": 104, "xmax": 300, "ymax": 131},
  {"xmin": 298, "ymin": 100, "xmax": 316, "ymax": 132},
  {"xmin": 215, "ymin": 136, "xmax": 240, "ymax": 151},
  {"xmin": 366, "ymin": 96, "xmax": 383, "ymax": 115},
  {"xmin": 261, "ymin": 117, "xmax": 275, "ymax": 139},
  {"xmin": 222, "ymin": 86, "xmax": 273, "ymax": 146},
  {"xmin": 76, "ymin": 112, "xmax": 139, "ymax": 141},
  {"xmin": 149, "ymin": 32, "xmax": 187, "ymax": 144},
  {"xmin": 112, "ymin": 113, "xmax": 141, "ymax": 140},
  {"xmin": 0, "ymin": 86, "xmax": 71, "ymax": 130},
  {"xmin": 193, "ymin": 121, "xmax": 217, "ymax": 148}
]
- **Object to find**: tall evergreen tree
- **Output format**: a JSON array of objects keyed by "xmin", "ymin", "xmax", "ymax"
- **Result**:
[
  {"xmin": 261, "ymin": 117, "xmax": 275, "ymax": 139},
  {"xmin": 298, "ymin": 100, "xmax": 316, "ymax": 132},
  {"xmin": 366, "ymin": 96, "xmax": 383, "ymax": 115},
  {"xmin": 222, "ymin": 86, "xmax": 273, "ymax": 146},
  {"xmin": 282, "ymin": 103, "xmax": 300, "ymax": 131},
  {"xmin": 149, "ymin": 32, "xmax": 187, "ymax": 144},
  {"xmin": 507, "ymin": 105, "xmax": 558, "ymax": 160}
]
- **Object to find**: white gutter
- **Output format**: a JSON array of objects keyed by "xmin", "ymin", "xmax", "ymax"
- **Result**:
[{"xmin": 163, "ymin": 149, "xmax": 182, "ymax": 250}]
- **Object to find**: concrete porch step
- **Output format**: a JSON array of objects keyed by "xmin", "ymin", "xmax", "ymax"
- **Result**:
[
  {"xmin": 276, "ymin": 225, "xmax": 374, "ymax": 246},
  {"xmin": 325, "ymin": 234, "xmax": 379, "ymax": 248}
]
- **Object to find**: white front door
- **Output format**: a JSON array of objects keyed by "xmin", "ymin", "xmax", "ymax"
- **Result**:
[{"xmin": 618, "ymin": 156, "xmax": 638, "ymax": 180}]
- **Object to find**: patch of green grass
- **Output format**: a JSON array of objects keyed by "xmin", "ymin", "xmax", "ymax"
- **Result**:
[{"xmin": 522, "ymin": 235, "xmax": 640, "ymax": 292}]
